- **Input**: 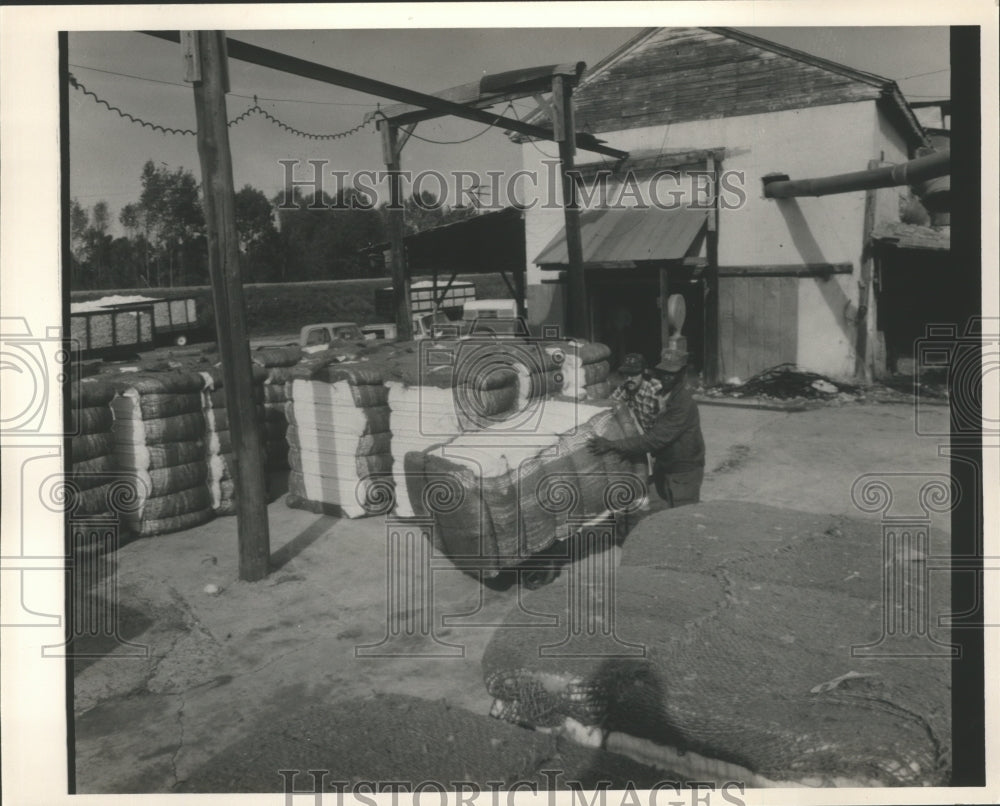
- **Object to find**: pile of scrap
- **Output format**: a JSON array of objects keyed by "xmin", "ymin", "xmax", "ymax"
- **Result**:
[
  {"xmin": 482, "ymin": 501, "xmax": 951, "ymax": 786},
  {"xmin": 711, "ymin": 363, "xmax": 860, "ymax": 401}
]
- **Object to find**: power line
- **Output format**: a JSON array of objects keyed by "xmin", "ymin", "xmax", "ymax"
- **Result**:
[
  {"xmin": 398, "ymin": 103, "xmax": 516, "ymax": 145},
  {"xmin": 68, "ymin": 73, "xmax": 197, "ymax": 136},
  {"xmin": 69, "ymin": 63, "xmax": 190, "ymax": 89},
  {"xmin": 231, "ymin": 98, "xmax": 378, "ymax": 140},
  {"xmin": 509, "ymin": 105, "xmax": 558, "ymax": 159},
  {"xmin": 899, "ymin": 67, "xmax": 950, "ymax": 81},
  {"xmin": 69, "ymin": 62, "xmax": 379, "ymax": 107},
  {"xmin": 69, "ymin": 74, "xmax": 377, "ymax": 140}
]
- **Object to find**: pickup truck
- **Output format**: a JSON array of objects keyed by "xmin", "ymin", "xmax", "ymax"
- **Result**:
[
  {"xmin": 298, "ymin": 322, "xmax": 366, "ymax": 351},
  {"xmin": 361, "ymin": 300, "xmax": 520, "ymax": 342}
]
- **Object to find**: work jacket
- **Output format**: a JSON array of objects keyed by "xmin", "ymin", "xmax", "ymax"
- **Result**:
[{"xmin": 611, "ymin": 382, "xmax": 705, "ymax": 474}]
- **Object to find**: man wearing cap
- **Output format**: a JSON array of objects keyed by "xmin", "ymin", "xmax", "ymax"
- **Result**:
[
  {"xmin": 590, "ymin": 348, "xmax": 705, "ymax": 508},
  {"xmin": 609, "ymin": 352, "xmax": 663, "ymax": 433}
]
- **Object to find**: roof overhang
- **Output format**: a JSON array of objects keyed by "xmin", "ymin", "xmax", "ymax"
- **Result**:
[{"xmin": 536, "ymin": 206, "xmax": 708, "ymax": 267}]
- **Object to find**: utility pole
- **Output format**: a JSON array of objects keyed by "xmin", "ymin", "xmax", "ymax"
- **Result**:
[
  {"xmin": 380, "ymin": 120, "xmax": 414, "ymax": 341},
  {"xmin": 552, "ymin": 75, "xmax": 588, "ymax": 340},
  {"xmin": 189, "ymin": 30, "xmax": 270, "ymax": 581}
]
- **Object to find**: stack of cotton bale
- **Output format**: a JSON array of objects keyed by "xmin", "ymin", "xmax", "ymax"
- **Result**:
[
  {"xmin": 109, "ymin": 372, "xmax": 214, "ymax": 536},
  {"xmin": 251, "ymin": 346, "xmax": 304, "ymax": 471},
  {"xmin": 371, "ymin": 341, "xmax": 519, "ymax": 517},
  {"xmin": 68, "ymin": 379, "xmax": 121, "ymax": 519},
  {"xmin": 201, "ymin": 366, "xmax": 270, "ymax": 516},
  {"xmin": 284, "ymin": 359, "xmax": 394, "ymax": 518},
  {"xmin": 543, "ymin": 340, "xmax": 613, "ymax": 400},
  {"xmin": 405, "ymin": 399, "xmax": 646, "ymax": 574},
  {"xmin": 489, "ymin": 341, "xmax": 565, "ymax": 409}
]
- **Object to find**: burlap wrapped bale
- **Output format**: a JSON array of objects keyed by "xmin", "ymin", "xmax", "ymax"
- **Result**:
[
  {"xmin": 70, "ymin": 454, "xmax": 117, "ymax": 489},
  {"xmin": 68, "ymin": 380, "xmax": 120, "ymax": 519},
  {"xmin": 543, "ymin": 341, "xmax": 612, "ymax": 400},
  {"xmin": 201, "ymin": 369, "xmax": 270, "ymax": 516},
  {"xmin": 262, "ymin": 384, "xmax": 288, "ymax": 404},
  {"xmin": 69, "ymin": 405, "xmax": 114, "ymax": 434},
  {"xmin": 406, "ymin": 400, "xmax": 646, "ymax": 573},
  {"xmin": 250, "ymin": 345, "xmax": 303, "ymax": 368},
  {"xmin": 74, "ymin": 378, "xmax": 117, "ymax": 408},
  {"xmin": 483, "ymin": 501, "xmax": 952, "ymax": 787},
  {"xmin": 135, "ymin": 391, "xmax": 206, "ymax": 419},
  {"xmin": 284, "ymin": 363, "xmax": 394, "ymax": 518},
  {"xmin": 70, "ymin": 432, "xmax": 114, "ymax": 463},
  {"xmin": 262, "ymin": 366, "xmax": 295, "ymax": 470},
  {"xmin": 109, "ymin": 372, "xmax": 215, "ymax": 535},
  {"xmin": 583, "ymin": 380, "xmax": 613, "ymax": 400},
  {"xmin": 371, "ymin": 341, "xmax": 518, "ymax": 518}
]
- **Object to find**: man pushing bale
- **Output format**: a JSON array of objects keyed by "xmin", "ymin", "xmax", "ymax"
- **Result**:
[{"xmin": 589, "ymin": 348, "xmax": 704, "ymax": 508}]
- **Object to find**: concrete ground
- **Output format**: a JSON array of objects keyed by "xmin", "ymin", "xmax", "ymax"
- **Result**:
[{"xmin": 71, "ymin": 399, "xmax": 952, "ymax": 793}]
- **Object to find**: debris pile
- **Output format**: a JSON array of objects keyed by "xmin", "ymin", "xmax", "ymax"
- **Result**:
[{"xmin": 710, "ymin": 363, "xmax": 860, "ymax": 401}]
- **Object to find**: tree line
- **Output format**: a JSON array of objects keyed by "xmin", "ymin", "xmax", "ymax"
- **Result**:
[{"xmin": 70, "ymin": 159, "xmax": 477, "ymax": 290}]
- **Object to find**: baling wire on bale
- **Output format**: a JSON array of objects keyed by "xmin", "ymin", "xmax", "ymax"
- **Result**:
[{"xmin": 483, "ymin": 501, "xmax": 951, "ymax": 787}]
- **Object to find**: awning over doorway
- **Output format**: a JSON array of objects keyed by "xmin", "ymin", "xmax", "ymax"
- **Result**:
[{"xmin": 535, "ymin": 206, "xmax": 708, "ymax": 267}]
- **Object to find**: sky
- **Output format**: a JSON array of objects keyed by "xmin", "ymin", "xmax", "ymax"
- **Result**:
[{"xmin": 67, "ymin": 26, "xmax": 951, "ymax": 233}]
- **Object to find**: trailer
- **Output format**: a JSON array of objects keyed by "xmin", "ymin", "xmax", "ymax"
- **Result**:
[
  {"xmin": 121, "ymin": 296, "xmax": 202, "ymax": 346},
  {"xmin": 374, "ymin": 279, "xmax": 475, "ymax": 321},
  {"xmin": 69, "ymin": 302, "xmax": 156, "ymax": 358},
  {"xmin": 71, "ymin": 294, "xmax": 205, "ymax": 347}
]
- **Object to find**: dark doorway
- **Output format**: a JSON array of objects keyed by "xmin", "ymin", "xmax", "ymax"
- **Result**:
[
  {"xmin": 876, "ymin": 249, "xmax": 957, "ymax": 375},
  {"xmin": 588, "ymin": 268, "xmax": 661, "ymax": 371}
]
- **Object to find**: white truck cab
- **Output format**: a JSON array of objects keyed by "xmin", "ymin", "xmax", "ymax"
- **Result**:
[{"xmin": 299, "ymin": 322, "xmax": 365, "ymax": 352}]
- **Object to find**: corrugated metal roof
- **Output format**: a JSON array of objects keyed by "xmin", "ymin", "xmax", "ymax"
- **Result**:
[
  {"xmin": 511, "ymin": 28, "xmax": 926, "ymax": 150},
  {"xmin": 535, "ymin": 207, "xmax": 707, "ymax": 265},
  {"xmin": 871, "ymin": 222, "xmax": 950, "ymax": 251}
]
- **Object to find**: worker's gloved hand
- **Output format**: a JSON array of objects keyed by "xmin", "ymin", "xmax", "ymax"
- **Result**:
[{"xmin": 588, "ymin": 436, "xmax": 614, "ymax": 456}]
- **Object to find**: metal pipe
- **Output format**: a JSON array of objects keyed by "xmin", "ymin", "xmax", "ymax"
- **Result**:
[{"xmin": 762, "ymin": 150, "xmax": 950, "ymax": 199}]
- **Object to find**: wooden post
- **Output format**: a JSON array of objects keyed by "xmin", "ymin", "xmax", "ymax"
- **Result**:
[
  {"xmin": 703, "ymin": 155, "xmax": 721, "ymax": 385},
  {"xmin": 855, "ymin": 159, "xmax": 879, "ymax": 383},
  {"xmin": 553, "ymin": 75, "xmax": 588, "ymax": 340},
  {"xmin": 514, "ymin": 263, "xmax": 527, "ymax": 321},
  {"xmin": 380, "ymin": 121, "xmax": 413, "ymax": 341},
  {"xmin": 191, "ymin": 31, "xmax": 270, "ymax": 581}
]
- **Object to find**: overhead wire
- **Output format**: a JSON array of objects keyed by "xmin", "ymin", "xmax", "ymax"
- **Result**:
[
  {"xmin": 68, "ymin": 73, "xmax": 378, "ymax": 140},
  {"xmin": 386, "ymin": 102, "xmax": 517, "ymax": 145}
]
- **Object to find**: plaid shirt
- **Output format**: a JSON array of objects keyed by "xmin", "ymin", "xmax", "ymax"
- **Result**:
[{"xmin": 611, "ymin": 374, "xmax": 663, "ymax": 433}]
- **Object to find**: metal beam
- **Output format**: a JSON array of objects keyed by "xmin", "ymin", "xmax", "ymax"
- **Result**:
[
  {"xmin": 381, "ymin": 62, "xmax": 583, "ymax": 125},
  {"xmin": 141, "ymin": 31, "xmax": 627, "ymax": 159}
]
